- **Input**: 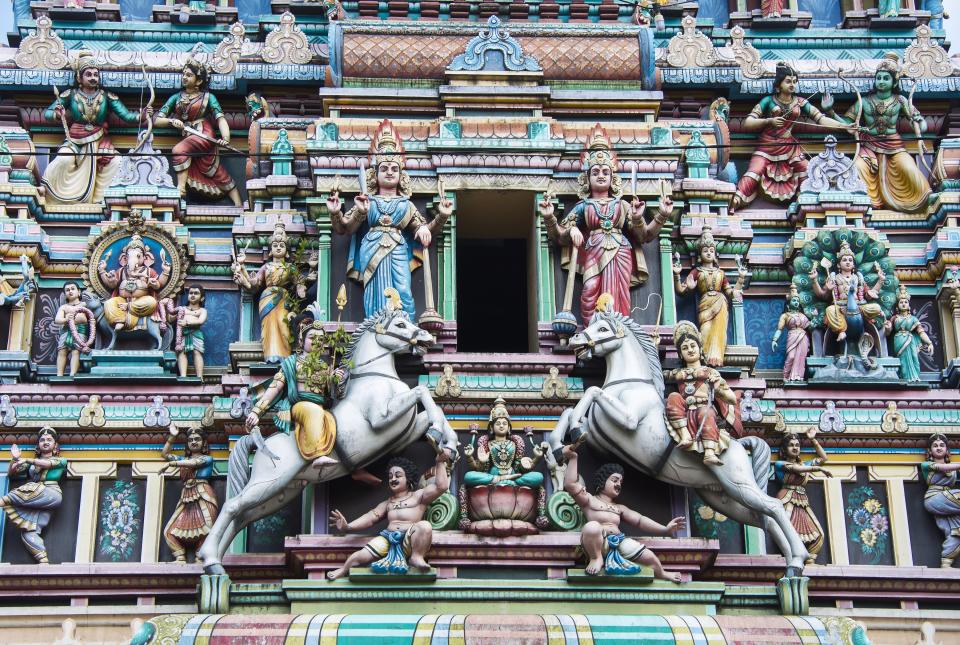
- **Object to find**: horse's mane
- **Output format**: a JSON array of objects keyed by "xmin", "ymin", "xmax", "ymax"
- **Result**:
[
  {"xmin": 344, "ymin": 307, "xmax": 409, "ymax": 363},
  {"xmin": 589, "ymin": 310, "xmax": 664, "ymax": 399}
]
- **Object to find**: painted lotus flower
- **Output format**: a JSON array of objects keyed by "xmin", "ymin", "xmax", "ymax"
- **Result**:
[
  {"xmin": 870, "ymin": 514, "xmax": 889, "ymax": 534},
  {"xmin": 863, "ymin": 498, "xmax": 882, "ymax": 514},
  {"xmin": 852, "ymin": 508, "xmax": 871, "ymax": 528},
  {"xmin": 859, "ymin": 528, "xmax": 877, "ymax": 548}
]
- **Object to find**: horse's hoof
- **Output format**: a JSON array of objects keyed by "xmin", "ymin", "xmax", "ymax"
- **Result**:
[
  {"xmin": 784, "ymin": 565, "xmax": 804, "ymax": 578},
  {"xmin": 552, "ymin": 447, "xmax": 567, "ymax": 465},
  {"xmin": 203, "ymin": 562, "xmax": 227, "ymax": 576},
  {"xmin": 567, "ymin": 427, "xmax": 587, "ymax": 446},
  {"xmin": 425, "ymin": 426, "xmax": 442, "ymax": 451}
]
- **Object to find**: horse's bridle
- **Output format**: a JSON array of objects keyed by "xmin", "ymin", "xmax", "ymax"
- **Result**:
[{"xmin": 579, "ymin": 325, "xmax": 625, "ymax": 353}]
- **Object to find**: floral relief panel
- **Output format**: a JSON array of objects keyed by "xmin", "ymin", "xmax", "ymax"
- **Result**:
[
  {"xmin": 844, "ymin": 484, "xmax": 893, "ymax": 566},
  {"xmin": 94, "ymin": 478, "xmax": 145, "ymax": 563}
]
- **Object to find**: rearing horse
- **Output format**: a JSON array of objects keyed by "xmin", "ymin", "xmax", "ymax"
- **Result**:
[
  {"xmin": 198, "ymin": 308, "xmax": 459, "ymax": 574},
  {"xmin": 546, "ymin": 310, "xmax": 810, "ymax": 575}
]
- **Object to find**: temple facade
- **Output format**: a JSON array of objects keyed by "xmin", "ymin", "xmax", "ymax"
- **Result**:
[{"xmin": 0, "ymin": 0, "xmax": 957, "ymax": 643}]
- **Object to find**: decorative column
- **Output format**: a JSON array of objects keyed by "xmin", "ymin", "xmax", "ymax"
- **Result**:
[
  {"xmin": 819, "ymin": 464, "xmax": 857, "ymax": 566},
  {"xmin": 534, "ymin": 192, "xmax": 558, "ymax": 324},
  {"xmin": 437, "ymin": 211, "xmax": 457, "ymax": 321},
  {"xmin": 660, "ymin": 235, "xmax": 676, "ymax": 325},
  {"xmin": 314, "ymin": 211, "xmax": 333, "ymax": 321},
  {"xmin": 133, "ymin": 461, "xmax": 168, "ymax": 563},
  {"xmin": 69, "ymin": 461, "xmax": 117, "ymax": 563},
  {"xmin": 868, "ymin": 464, "xmax": 916, "ymax": 567}
]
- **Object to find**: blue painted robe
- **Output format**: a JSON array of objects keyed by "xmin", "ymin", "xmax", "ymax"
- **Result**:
[{"xmin": 348, "ymin": 195, "xmax": 423, "ymax": 318}]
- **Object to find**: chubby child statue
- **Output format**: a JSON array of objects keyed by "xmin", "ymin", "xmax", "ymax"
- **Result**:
[
  {"xmin": 563, "ymin": 444, "xmax": 685, "ymax": 582},
  {"xmin": 327, "ymin": 450, "xmax": 450, "ymax": 579}
]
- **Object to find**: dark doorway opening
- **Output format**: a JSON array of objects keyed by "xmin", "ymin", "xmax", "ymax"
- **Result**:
[{"xmin": 457, "ymin": 238, "xmax": 528, "ymax": 352}]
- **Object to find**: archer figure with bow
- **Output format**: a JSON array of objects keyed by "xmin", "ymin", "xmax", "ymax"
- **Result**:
[
  {"xmin": 732, "ymin": 63, "xmax": 856, "ymax": 212},
  {"xmin": 41, "ymin": 51, "xmax": 150, "ymax": 206},
  {"xmin": 822, "ymin": 52, "xmax": 932, "ymax": 215},
  {"xmin": 153, "ymin": 54, "xmax": 243, "ymax": 207}
]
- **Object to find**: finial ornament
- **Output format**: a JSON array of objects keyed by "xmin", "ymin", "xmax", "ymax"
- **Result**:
[{"xmin": 596, "ymin": 293, "xmax": 615, "ymax": 314}]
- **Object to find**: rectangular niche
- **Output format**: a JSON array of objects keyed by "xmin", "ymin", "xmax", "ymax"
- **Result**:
[{"xmin": 94, "ymin": 465, "xmax": 147, "ymax": 563}]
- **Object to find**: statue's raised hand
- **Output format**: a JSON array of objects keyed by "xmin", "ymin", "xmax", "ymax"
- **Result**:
[
  {"xmin": 537, "ymin": 197, "xmax": 554, "ymax": 218},
  {"xmin": 329, "ymin": 509, "xmax": 349, "ymax": 533},
  {"xmin": 244, "ymin": 411, "xmax": 259, "ymax": 432},
  {"xmin": 463, "ymin": 444, "xmax": 474, "ymax": 458},
  {"xmin": 437, "ymin": 196, "xmax": 454, "ymax": 218},
  {"xmin": 354, "ymin": 194, "xmax": 370, "ymax": 215},
  {"xmin": 326, "ymin": 192, "xmax": 342, "ymax": 216},
  {"xmin": 658, "ymin": 194, "xmax": 674, "ymax": 218},
  {"xmin": 170, "ymin": 118, "xmax": 184, "ymax": 131},
  {"xmin": 821, "ymin": 91, "xmax": 834, "ymax": 112},
  {"xmin": 664, "ymin": 516, "xmax": 686, "ymax": 536}
]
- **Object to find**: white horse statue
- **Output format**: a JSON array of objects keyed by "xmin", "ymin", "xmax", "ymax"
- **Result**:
[
  {"xmin": 198, "ymin": 307, "xmax": 460, "ymax": 575},
  {"xmin": 545, "ymin": 310, "xmax": 810, "ymax": 575}
]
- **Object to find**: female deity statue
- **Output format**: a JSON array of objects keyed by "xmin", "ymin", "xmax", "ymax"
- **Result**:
[
  {"xmin": 772, "ymin": 283, "xmax": 811, "ymax": 382},
  {"xmin": 0, "ymin": 427, "xmax": 66, "ymax": 563},
  {"xmin": 539, "ymin": 124, "xmax": 674, "ymax": 321},
  {"xmin": 733, "ymin": 63, "xmax": 852, "ymax": 211},
  {"xmin": 42, "ymin": 51, "xmax": 146, "ymax": 206},
  {"xmin": 153, "ymin": 57, "xmax": 242, "ymax": 207},
  {"xmin": 463, "ymin": 397, "xmax": 544, "ymax": 488},
  {"xmin": 774, "ymin": 429, "xmax": 832, "ymax": 564},
  {"xmin": 761, "ymin": 0, "xmax": 784, "ymax": 17},
  {"xmin": 98, "ymin": 234, "xmax": 171, "ymax": 332},
  {"xmin": 327, "ymin": 119, "xmax": 452, "ymax": 318},
  {"xmin": 672, "ymin": 227, "xmax": 746, "ymax": 367},
  {"xmin": 879, "ymin": 0, "xmax": 901, "ymax": 17},
  {"xmin": 922, "ymin": 434, "xmax": 960, "ymax": 567},
  {"xmin": 807, "ymin": 240, "xmax": 885, "ymax": 346},
  {"xmin": 232, "ymin": 223, "xmax": 304, "ymax": 363},
  {"xmin": 161, "ymin": 425, "xmax": 218, "ymax": 563},
  {"xmin": 824, "ymin": 52, "xmax": 931, "ymax": 214},
  {"xmin": 885, "ymin": 285, "xmax": 933, "ymax": 382},
  {"xmin": 665, "ymin": 321, "xmax": 743, "ymax": 466}
]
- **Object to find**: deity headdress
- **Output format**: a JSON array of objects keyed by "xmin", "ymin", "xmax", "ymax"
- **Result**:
[
  {"xmin": 896, "ymin": 284, "xmax": 911, "ymax": 306},
  {"xmin": 72, "ymin": 50, "xmax": 97, "ymax": 84},
  {"xmin": 298, "ymin": 318, "xmax": 326, "ymax": 346},
  {"xmin": 182, "ymin": 49, "xmax": 211, "ymax": 88},
  {"xmin": 673, "ymin": 319, "xmax": 702, "ymax": 350},
  {"xmin": 836, "ymin": 239, "xmax": 855, "ymax": 262},
  {"xmin": 696, "ymin": 226, "xmax": 717, "ymax": 252},
  {"xmin": 37, "ymin": 425, "xmax": 61, "ymax": 456},
  {"xmin": 120, "ymin": 234, "xmax": 154, "ymax": 268},
  {"xmin": 786, "ymin": 282, "xmax": 800, "ymax": 308},
  {"xmin": 577, "ymin": 124, "xmax": 622, "ymax": 198},
  {"xmin": 271, "ymin": 223, "xmax": 288, "ymax": 246},
  {"xmin": 876, "ymin": 52, "xmax": 902, "ymax": 84},
  {"xmin": 367, "ymin": 119, "xmax": 411, "ymax": 196},
  {"xmin": 487, "ymin": 396, "xmax": 511, "ymax": 430}
]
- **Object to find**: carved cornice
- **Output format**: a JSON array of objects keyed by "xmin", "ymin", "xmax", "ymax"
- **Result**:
[{"xmin": 261, "ymin": 12, "xmax": 312, "ymax": 66}]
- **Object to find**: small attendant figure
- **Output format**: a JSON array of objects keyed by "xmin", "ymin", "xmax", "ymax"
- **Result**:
[
  {"xmin": 54, "ymin": 282, "xmax": 89, "ymax": 377},
  {"xmin": 665, "ymin": 321, "xmax": 743, "ymax": 466},
  {"xmin": 921, "ymin": 434, "xmax": 960, "ymax": 568},
  {"xmin": 563, "ymin": 444, "xmax": 685, "ymax": 581},
  {"xmin": 326, "ymin": 451, "xmax": 450, "ymax": 579},
  {"xmin": 774, "ymin": 428, "xmax": 832, "ymax": 564},
  {"xmin": 772, "ymin": 283, "xmax": 811, "ymax": 382},
  {"xmin": 0, "ymin": 427, "xmax": 66, "ymax": 563},
  {"xmin": 672, "ymin": 228, "xmax": 746, "ymax": 367},
  {"xmin": 176, "ymin": 284, "xmax": 208, "ymax": 378},
  {"xmin": 885, "ymin": 284, "xmax": 934, "ymax": 382},
  {"xmin": 161, "ymin": 425, "xmax": 218, "ymax": 563}
]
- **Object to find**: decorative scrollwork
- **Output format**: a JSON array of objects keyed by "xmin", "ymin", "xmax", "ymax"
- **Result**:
[
  {"xmin": 426, "ymin": 491, "xmax": 460, "ymax": 530},
  {"xmin": 261, "ymin": 12, "xmax": 311, "ymax": 66},
  {"xmin": 447, "ymin": 15, "xmax": 541, "ymax": 73},
  {"xmin": 14, "ymin": 15, "xmax": 69, "ymax": 71},
  {"xmin": 729, "ymin": 26, "xmax": 763, "ymax": 79},
  {"xmin": 666, "ymin": 15, "xmax": 717, "ymax": 68},
  {"xmin": 211, "ymin": 21, "xmax": 247, "ymax": 75},
  {"xmin": 434, "ymin": 365, "xmax": 462, "ymax": 398},
  {"xmin": 799, "ymin": 135, "xmax": 867, "ymax": 194},
  {"xmin": 903, "ymin": 25, "xmax": 952, "ymax": 79},
  {"xmin": 541, "ymin": 366, "xmax": 569, "ymax": 399},
  {"xmin": 546, "ymin": 491, "xmax": 584, "ymax": 531}
]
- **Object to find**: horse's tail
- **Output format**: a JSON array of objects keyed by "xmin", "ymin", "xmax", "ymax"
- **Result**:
[
  {"xmin": 227, "ymin": 434, "xmax": 255, "ymax": 498},
  {"xmin": 737, "ymin": 435, "xmax": 771, "ymax": 493}
]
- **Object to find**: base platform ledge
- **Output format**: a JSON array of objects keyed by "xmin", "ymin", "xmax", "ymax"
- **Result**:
[{"xmin": 134, "ymin": 613, "xmax": 872, "ymax": 644}]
